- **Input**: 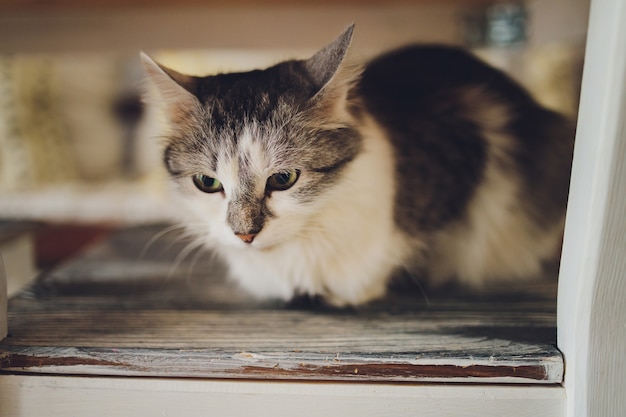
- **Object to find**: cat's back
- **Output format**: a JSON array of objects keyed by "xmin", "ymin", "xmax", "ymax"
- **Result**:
[
  {"xmin": 352, "ymin": 44, "xmax": 574, "ymax": 286},
  {"xmin": 353, "ymin": 45, "xmax": 521, "ymax": 233},
  {"xmin": 356, "ymin": 44, "xmax": 536, "ymax": 115},
  {"xmin": 354, "ymin": 43, "xmax": 573, "ymax": 227}
]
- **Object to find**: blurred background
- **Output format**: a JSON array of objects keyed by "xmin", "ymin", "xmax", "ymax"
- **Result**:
[{"xmin": 0, "ymin": 0, "xmax": 589, "ymax": 225}]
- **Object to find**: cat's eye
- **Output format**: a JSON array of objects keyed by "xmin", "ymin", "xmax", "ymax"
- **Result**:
[
  {"xmin": 267, "ymin": 170, "xmax": 300, "ymax": 191},
  {"xmin": 192, "ymin": 174, "xmax": 224, "ymax": 193}
]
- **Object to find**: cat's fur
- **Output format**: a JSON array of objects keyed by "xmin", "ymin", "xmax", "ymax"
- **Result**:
[{"xmin": 142, "ymin": 25, "xmax": 574, "ymax": 306}]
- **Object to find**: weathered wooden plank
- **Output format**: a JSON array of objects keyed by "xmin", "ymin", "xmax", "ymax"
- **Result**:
[
  {"xmin": 0, "ymin": 307, "xmax": 561, "ymax": 382},
  {"xmin": 0, "ymin": 344, "xmax": 562, "ymax": 383},
  {"xmin": 0, "ymin": 225, "xmax": 562, "ymax": 384}
]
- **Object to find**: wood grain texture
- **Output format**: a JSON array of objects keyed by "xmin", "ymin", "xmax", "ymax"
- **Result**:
[{"xmin": 1, "ymin": 225, "xmax": 562, "ymax": 383}]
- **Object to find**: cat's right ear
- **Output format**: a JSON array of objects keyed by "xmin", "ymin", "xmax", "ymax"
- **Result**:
[
  {"xmin": 304, "ymin": 24, "xmax": 354, "ymax": 94},
  {"xmin": 140, "ymin": 52, "xmax": 201, "ymax": 117}
]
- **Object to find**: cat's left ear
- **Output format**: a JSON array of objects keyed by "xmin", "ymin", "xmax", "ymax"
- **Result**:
[
  {"xmin": 304, "ymin": 24, "xmax": 354, "ymax": 94},
  {"xmin": 140, "ymin": 52, "xmax": 201, "ymax": 119}
]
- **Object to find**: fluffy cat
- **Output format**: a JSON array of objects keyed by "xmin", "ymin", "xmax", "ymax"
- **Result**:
[{"xmin": 142, "ymin": 25, "xmax": 574, "ymax": 306}]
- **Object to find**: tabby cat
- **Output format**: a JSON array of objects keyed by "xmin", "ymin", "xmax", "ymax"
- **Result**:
[{"xmin": 142, "ymin": 25, "xmax": 573, "ymax": 306}]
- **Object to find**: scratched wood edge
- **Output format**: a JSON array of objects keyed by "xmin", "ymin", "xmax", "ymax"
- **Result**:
[
  {"xmin": 0, "ymin": 310, "xmax": 563, "ymax": 384},
  {"xmin": 0, "ymin": 345, "xmax": 563, "ymax": 384}
]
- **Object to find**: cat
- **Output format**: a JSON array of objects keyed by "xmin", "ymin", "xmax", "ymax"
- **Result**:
[{"xmin": 141, "ymin": 25, "xmax": 574, "ymax": 307}]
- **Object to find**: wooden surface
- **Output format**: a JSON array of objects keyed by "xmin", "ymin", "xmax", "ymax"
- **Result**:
[{"xmin": 0, "ymin": 225, "xmax": 562, "ymax": 384}]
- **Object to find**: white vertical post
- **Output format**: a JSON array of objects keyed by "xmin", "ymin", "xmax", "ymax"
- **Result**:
[{"xmin": 557, "ymin": 0, "xmax": 626, "ymax": 416}]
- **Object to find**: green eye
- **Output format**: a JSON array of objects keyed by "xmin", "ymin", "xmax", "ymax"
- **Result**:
[
  {"xmin": 192, "ymin": 174, "xmax": 223, "ymax": 193},
  {"xmin": 267, "ymin": 170, "xmax": 300, "ymax": 191}
]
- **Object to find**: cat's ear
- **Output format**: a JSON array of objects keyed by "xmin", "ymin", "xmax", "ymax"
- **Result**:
[
  {"xmin": 140, "ymin": 52, "xmax": 200, "ymax": 117},
  {"xmin": 304, "ymin": 24, "xmax": 354, "ymax": 94}
]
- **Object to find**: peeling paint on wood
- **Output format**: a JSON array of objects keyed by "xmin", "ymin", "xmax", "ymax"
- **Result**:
[{"xmin": 0, "ymin": 342, "xmax": 563, "ymax": 383}]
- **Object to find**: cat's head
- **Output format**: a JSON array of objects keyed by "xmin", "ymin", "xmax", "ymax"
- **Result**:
[{"xmin": 142, "ymin": 25, "xmax": 362, "ymax": 250}]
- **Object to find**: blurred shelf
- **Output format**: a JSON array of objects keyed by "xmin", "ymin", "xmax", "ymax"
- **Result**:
[
  {"xmin": 0, "ymin": 3, "xmax": 468, "ymax": 54},
  {"xmin": 0, "ymin": 0, "xmax": 488, "ymax": 10},
  {"xmin": 0, "ymin": 182, "xmax": 175, "ymax": 225}
]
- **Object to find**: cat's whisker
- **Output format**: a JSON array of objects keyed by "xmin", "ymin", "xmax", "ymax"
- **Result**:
[
  {"xmin": 138, "ymin": 223, "xmax": 188, "ymax": 262},
  {"xmin": 182, "ymin": 234, "xmax": 216, "ymax": 280},
  {"xmin": 168, "ymin": 238, "xmax": 206, "ymax": 281},
  {"xmin": 139, "ymin": 223, "xmax": 211, "ymax": 280},
  {"xmin": 405, "ymin": 271, "xmax": 431, "ymax": 306},
  {"xmin": 183, "ymin": 240, "xmax": 208, "ymax": 284}
]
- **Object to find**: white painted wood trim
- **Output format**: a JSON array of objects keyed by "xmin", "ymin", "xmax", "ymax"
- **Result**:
[
  {"xmin": 0, "ymin": 375, "xmax": 564, "ymax": 417},
  {"xmin": 557, "ymin": 0, "xmax": 626, "ymax": 416}
]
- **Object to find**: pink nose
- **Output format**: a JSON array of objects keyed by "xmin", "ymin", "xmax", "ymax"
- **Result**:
[{"xmin": 236, "ymin": 233, "xmax": 257, "ymax": 244}]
